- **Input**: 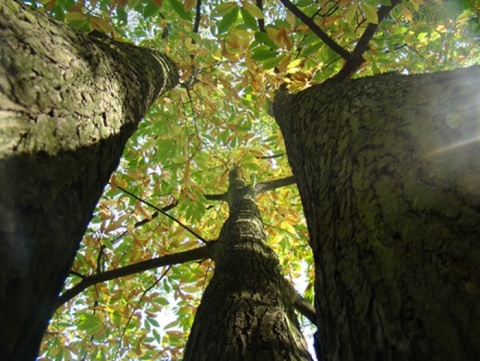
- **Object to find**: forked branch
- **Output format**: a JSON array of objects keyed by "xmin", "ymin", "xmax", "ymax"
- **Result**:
[
  {"xmin": 57, "ymin": 243, "xmax": 214, "ymax": 307},
  {"xmin": 334, "ymin": 0, "xmax": 402, "ymax": 80},
  {"xmin": 278, "ymin": 0, "xmax": 354, "ymax": 62},
  {"xmin": 116, "ymin": 184, "xmax": 209, "ymax": 244}
]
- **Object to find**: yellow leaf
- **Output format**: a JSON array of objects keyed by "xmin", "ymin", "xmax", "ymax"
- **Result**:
[
  {"xmin": 184, "ymin": 0, "xmax": 195, "ymax": 12},
  {"xmin": 65, "ymin": 11, "xmax": 86, "ymax": 21},
  {"xmin": 401, "ymin": 5, "xmax": 413, "ymax": 21},
  {"xmin": 361, "ymin": 3, "xmax": 378, "ymax": 24},
  {"xmin": 242, "ymin": 1, "xmax": 264, "ymax": 19},
  {"xmin": 344, "ymin": 3, "xmax": 357, "ymax": 23},
  {"xmin": 91, "ymin": 16, "xmax": 113, "ymax": 33},
  {"xmin": 135, "ymin": 232, "xmax": 151, "ymax": 242},
  {"xmin": 287, "ymin": 58, "xmax": 303, "ymax": 70},
  {"xmin": 184, "ymin": 159, "xmax": 190, "ymax": 180},
  {"xmin": 213, "ymin": 2, "xmax": 237, "ymax": 16},
  {"xmin": 105, "ymin": 219, "xmax": 123, "ymax": 233}
]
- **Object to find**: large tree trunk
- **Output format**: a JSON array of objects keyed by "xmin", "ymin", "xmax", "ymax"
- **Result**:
[
  {"xmin": 273, "ymin": 67, "xmax": 480, "ymax": 361},
  {"xmin": 184, "ymin": 168, "xmax": 312, "ymax": 360},
  {"xmin": 0, "ymin": 1, "xmax": 178, "ymax": 359}
]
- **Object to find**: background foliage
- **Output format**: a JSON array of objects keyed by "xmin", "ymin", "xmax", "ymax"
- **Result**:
[{"xmin": 27, "ymin": 0, "xmax": 480, "ymax": 359}]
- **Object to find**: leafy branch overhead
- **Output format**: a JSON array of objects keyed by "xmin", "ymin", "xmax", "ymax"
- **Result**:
[
  {"xmin": 34, "ymin": 0, "xmax": 480, "ymax": 359},
  {"xmin": 58, "ymin": 169, "xmax": 316, "ymax": 327},
  {"xmin": 58, "ymin": 171, "xmax": 298, "ymax": 304}
]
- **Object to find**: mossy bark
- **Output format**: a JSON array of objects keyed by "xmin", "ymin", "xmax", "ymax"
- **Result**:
[
  {"xmin": 0, "ymin": 1, "xmax": 178, "ymax": 359},
  {"xmin": 274, "ymin": 67, "xmax": 480, "ymax": 361},
  {"xmin": 184, "ymin": 169, "xmax": 312, "ymax": 361}
]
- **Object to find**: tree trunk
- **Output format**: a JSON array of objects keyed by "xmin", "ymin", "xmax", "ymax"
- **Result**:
[
  {"xmin": 273, "ymin": 67, "xmax": 480, "ymax": 361},
  {"xmin": 0, "ymin": 1, "xmax": 178, "ymax": 359},
  {"xmin": 184, "ymin": 168, "xmax": 312, "ymax": 360}
]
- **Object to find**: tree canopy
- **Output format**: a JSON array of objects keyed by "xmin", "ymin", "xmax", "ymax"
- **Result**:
[{"xmin": 27, "ymin": 0, "xmax": 480, "ymax": 359}]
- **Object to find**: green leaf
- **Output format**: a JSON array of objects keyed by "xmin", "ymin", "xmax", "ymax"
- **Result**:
[
  {"xmin": 251, "ymin": 47, "xmax": 278, "ymax": 61},
  {"xmin": 116, "ymin": 6, "xmax": 128, "ymax": 24},
  {"xmin": 212, "ymin": 2, "xmax": 238, "ymax": 16},
  {"xmin": 302, "ymin": 42, "xmax": 323, "ymax": 57},
  {"xmin": 362, "ymin": 3, "xmax": 378, "ymax": 24},
  {"xmin": 146, "ymin": 317, "xmax": 160, "ymax": 327},
  {"xmin": 254, "ymin": 31, "xmax": 279, "ymax": 49},
  {"xmin": 156, "ymin": 297, "xmax": 169, "ymax": 306},
  {"xmin": 143, "ymin": 0, "xmax": 161, "ymax": 17},
  {"xmin": 217, "ymin": 6, "xmax": 239, "ymax": 34},
  {"xmin": 164, "ymin": 319, "xmax": 179, "ymax": 329},
  {"xmin": 78, "ymin": 314, "xmax": 103, "ymax": 335},
  {"xmin": 168, "ymin": 0, "xmax": 192, "ymax": 21},
  {"xmin": 240, "ymin": 7, "xmax": 258, "ymax": 30},
  {"xmin": 262, "ymin": 54, "xmax": 286, "ymax": 69},
  {"xmin": 242, "ymin": 2, "xmax": 264, "ymax": 19}
]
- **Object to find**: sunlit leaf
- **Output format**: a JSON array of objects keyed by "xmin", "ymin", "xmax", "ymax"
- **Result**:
[
  {"xmin": 242, "ymin": 1, "xmax": 264, "ymax": 19},
  {"xmin": 361, "ymin": 3, "xmax": 378, "ymax": 24},
  {"xmin": 168, "ymin": 0, "xmax": 192, "ymax": 21},
  {"xmin": 217, "ymin": 6, "xmax": 239, "ymax": 34}
]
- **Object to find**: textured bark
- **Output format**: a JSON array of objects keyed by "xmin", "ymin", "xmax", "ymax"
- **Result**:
[
  {"xmin": 0, "ymin": 1, "xmax": 178, "ymax": 359},
  {"xmin": 274, "ymin": 67, "xmax": 480, "ymax": 361},
  {"xmin": 184, "ymin": 169, "xmax": 312, "ymax": 361}
]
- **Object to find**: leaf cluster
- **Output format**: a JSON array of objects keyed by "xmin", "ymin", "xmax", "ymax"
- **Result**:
[{"xmin": 33, "ymin": 0, "xmax": 480, "ymax": 359}]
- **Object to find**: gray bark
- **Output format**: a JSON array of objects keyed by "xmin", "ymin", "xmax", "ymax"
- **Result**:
[
  {"xmin": 274, "ymin": 67, "xmax": 480, "ymax": 361},
  {"xmin": 184, "ymin": 168, "xmax": 312, "ymax": 360},
  {"xmin": 0, "ymin": 1, "xmax": 178, "ymax": 359}
]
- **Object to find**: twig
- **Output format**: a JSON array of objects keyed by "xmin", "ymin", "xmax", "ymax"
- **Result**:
[
  {"xmin": 56, "ymin": 244, "xmax": 213, "ymax": 307},
  {"xmin": 255, "ymin": 152, "xmax": 285, "ymax": 160}
]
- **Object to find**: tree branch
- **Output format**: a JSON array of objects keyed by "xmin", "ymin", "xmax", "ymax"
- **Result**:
[
  {"xmin": 95, "ymin": 199, "xmax": 179, "ymax": 270},
  {"xmin": 204, "ymin": 193, "xmax": 226, "ymax": 201},
  {"xmin": 115, "ymin": 184, "xmax": 209, "ymax": 244},
  {"xmin": 256, "ymin": 0, "xmax": 265, "ymax": 32},
  {"xmin": 352, "ymin": 0, "xmax": 402, "ymax": 59},
  {"xmin": 278, "ymin": 0, "xmax": 354, "ymax": 62},
  {"xmin": 193, "ymin": 0, "xmax": 202, "ymax": 34},
  {"xmin": 254, "ymin": 175, "xmax": 296, "ymax": 194},
  {"xmin": 333, "ymin": 0, "xmax": 402, "ymax": 80},
  {"xmin": 293, "ymin": 291, "xmax": 316, "ymax": 324},
  {"xmin": 255, "ymin": 152, "xmax": 285, "ymax": 160},
  {"xmin": 56, "ymin": 244, "xmax": 214, "ymax": 308}
]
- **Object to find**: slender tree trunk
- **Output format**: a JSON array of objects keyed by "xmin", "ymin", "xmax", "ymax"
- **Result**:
[
  {"xmin": 184, "ymin": 168, "xmax": 312, "ymax": 360},
  {"xmin": 0, "ymin": 1, "xmax": 178, "ymax": 359},
  {"xmin": 274, "ymin": 67, "xmax": 480, "ymax": 361}
]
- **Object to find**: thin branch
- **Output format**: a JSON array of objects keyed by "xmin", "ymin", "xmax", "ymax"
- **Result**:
[
  {"xmin": 255, "ymin": 152, "xmax": 285, "ymax": 160},
  {"xmin": 56, "ymin": 244, "xmax": 214, "ymax": 307},
  {"xmin": 204, "ymin": 193, "xmax": 226, "ymax": 201},
  {"xmin": 254, "ymin": 175, "xmax": 296, "ymax": 194},
  {"xmin": 114, "ymin": 266, "xmax": 171, "ymax": 360},
  {"xmin": 256, "ymin": 0, "xmax": 265, "ymax": 32},
  {"xmin": 69, "ymin": 270, "xmax": 85, "ymax": 279},
  {"xmin": 115, "ymin": 184, "xmax": 208, "ymax": 244},
  {"xmin": 91, "ymin": 199, "xmax": 179, "ymax": 277},
  {"xmin": 352, "ymin": 0, "xmax": 402, "ymax": 59},
  {"xmin": 193, "ymin": 0, "xmax": 202, "ymax": 34},
  {"xmin": 278, "ymin": 0, "xmax": 354, "ymax": 62}
]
